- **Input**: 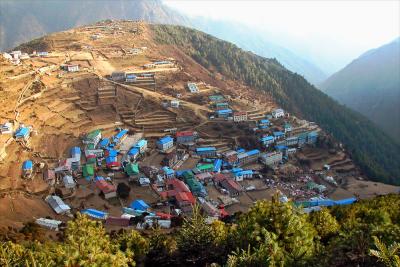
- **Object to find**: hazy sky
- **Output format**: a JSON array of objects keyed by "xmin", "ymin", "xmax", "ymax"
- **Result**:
[{"xmin": 164, "ymin": 0, "xmax": 400, "ymax": 72}]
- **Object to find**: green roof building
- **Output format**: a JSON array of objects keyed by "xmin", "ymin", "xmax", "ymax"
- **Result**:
[
  {"xmin": 196, "ymin": 164, "xmax": 214, "ymax": 173},
  {"xmin": 82, "ymin": 164, "xmax": 94, "ymax": 179},
  {"xmin": 125, "ymin": 163, "xmax": 139, "ymax": 176}
]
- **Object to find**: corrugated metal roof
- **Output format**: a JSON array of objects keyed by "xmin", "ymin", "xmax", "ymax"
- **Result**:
[
  {"xmin": 246, "ymin": 149, "xmax": 260, "ymax": 156},
  {"xmin": 217, "ymin": 109, "xmax": 232, "ymax": 114},
  {"xmin": 158, "ymin": 136, "xmax": 173, "ymax": 145},
  {"xmin": 196, "ymin": 147, "xmax": 216, "ymax": 152},
  {"xmin": 81, "ymin": 209, "xmax": 108, "ymax": 219},
  {"xmin": 22, "ymin": 160, "xmax": 33, "ymax": 170}
]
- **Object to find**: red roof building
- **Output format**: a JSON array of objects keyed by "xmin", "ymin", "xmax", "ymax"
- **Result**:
[
  {"xmin": 220, "ymin": 178, "xmax": 242, "ymax": 196},
  {"xmin": 175, "ymin": 191, "xmax": 196, "ymax": 212},
  {"xmin": 176, "ymin": 131, "xmax": 196, "ymax": 144},
  {"xmin": 95, "ymin": 179, "xmax": 117, "ymax": 199}
]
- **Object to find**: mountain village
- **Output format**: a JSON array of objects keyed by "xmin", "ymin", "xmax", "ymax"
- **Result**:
[{"xmin": 0, "ymin": 20, "xmax": 398, "ymax": 233}]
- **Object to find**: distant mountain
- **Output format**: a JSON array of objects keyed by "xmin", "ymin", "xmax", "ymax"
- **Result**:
[
  {"xmin": 0, "ymin": 0, "xmax": 189, "ymax": 51},
  {"xmin": 320, "ymin": 38, "xmax": 400, "ymax": 142},
  {"xmin": 190, "ymin": 18, "xmax": 328, "ymax": 84}
]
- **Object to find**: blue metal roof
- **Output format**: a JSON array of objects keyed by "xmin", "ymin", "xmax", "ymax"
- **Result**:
[
  {"xmin": 273, "ymin": 131, "xmax": 284, "ymax": 137},
  {"xmin": 196, "ymin": 147, "xmax": 216, "ymax": 152},
  {"xmin": 113, "ymin": 129, "xmax": 128, "ymax": 142},
  {"xmin": 213, "ymin": 159, "xmax": 222, "ymax": 172},
  {"xmin": 22, "ymin": 160, "xmax": 33, "ymax": 170},
  {"xmin": 334, "ymin": 198, "xmax": 357, "ymax": 206},
  {"xmin": 135, "ymin": 139, "xmax": 147, "ymax": 148},
  {"xmin": 126, "ymin": 74, "xmax": 137, "ymax": 78},
  {"xmin": 236, "ymin": 148, "xmax": 245, "ymax": 153},
  {"xmin": 217, "ymin": 109, "xmax": 232, "ymax": 114},
  {"xmin": 261, "ymin": 136, "xmax": 274, "ymax": 142},
  {"xmin": 157, "ymin": 136, "xmax": 173, "ymax": 145},
  {"xmin": 81, "ymin": 209, "xmax": 108, "ymax": 219},
  {"xmin": 246, "ymin": 149, "xmax": 260, "ymax": 156},
  {"xmin": 162, "ymin": 166, "xmax": 175, "ymax": 175},
  {"xmin": 259, "ymin": 119, "xmax": 269, "ymax": 124},
  {"xmin": 234, "ymin": 170, "xmax": 253, "ymax": 176},
  {"xmin": 99, "ymin": 138, "xmax": 109, "ymax": 148},
  {"xmin": 275, "ymin": 145, "xmax": 288, "ymax": 151},
  {"xmin": 128, "ymin": 147, "xmax": 139, "ymax": 156},
  {"xmin": 106, "ymin": 149, "xmax": 118, "ymax": 157},
  {"xmin": 70, "ymin": 147, "xmax": 81, "ymax": 156},
  {"xmin": 130, "ymin": 199, "xmax": 150, "ymax": 211},
  {"xmin": 231, "ymin": 168, "xmax": 243, "ymax": 174},
  {"xmin": 15, "ymin": 127, "xmax": 29, "ymax": 137},
  {"xmin": 105, "ymin": 156, "xmax": 117, "ymax": 164}
]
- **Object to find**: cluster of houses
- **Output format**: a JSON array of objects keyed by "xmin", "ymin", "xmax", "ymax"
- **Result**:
[
  {"xmin": 2, "ymin": 50, "xmax": 49, "ymax": 65},
  {"xmin": 207, "ymin": 94, "xmax": 249, "ymax": 122}
]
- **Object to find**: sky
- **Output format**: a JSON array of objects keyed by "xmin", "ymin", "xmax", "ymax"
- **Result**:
[{"xmin": 164, "ymin": 0, "xmax": 400, "ymax": 73}]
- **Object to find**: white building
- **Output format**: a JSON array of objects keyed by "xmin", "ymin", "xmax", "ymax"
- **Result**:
[
  {"xmin": 170, "ymin": 100, "xmax": 180, "ymax": 108},
  {"xmin": 187, "ymin": 82, "xmax": 199, "ymax": 93},
  {"xmin": 272, "ymin": 108, "xmax": 285, "ymax": 119},
  {"xmin": 260, "ymin": 152, "xmax": 283, "ymax": 167},
  {"xmin": 36, "ymin": 218, "xmax": 63, "ymax": 231},
  {"xmin": 233, "ymin": 111, "xmax": 248, "ymax": 122},
  {"xmin": 65, "ymin": 64, "xmax": 79, "ymax": 72},
  {"xmin": 0, "ymin": 122, "xmax": 13, "ymax": 134},
  {"xmin": 63, "ymin": 175, "xmax": 76, "ymax": 189},
  {"xmin": 10, "ymin": 51, "xmax": 22, "ymax": 59},
  {"xmin": 45, "ymin": 195, "xmax": 71, "ymax": 214}
]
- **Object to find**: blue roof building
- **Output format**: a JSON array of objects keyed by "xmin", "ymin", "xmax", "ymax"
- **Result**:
[
  {"xmin": 162, "ymin": 166, "xmax": 175, "ymax": 178},
  {"xmin": 260, "ymin": 136, "xmax": 275, "ymax": 146},
  {"xmin": 157, "ymin": 136, "xmax": 174, "ymax": 151},
  {"xmin": 98, "ymin": 138, "xmax": 110, "ymax": 149},
  {"xmin": 81, "ymin": 209, "xmax": 108, "ymax": 220},
  {"xmin": 247, "ymin": 149, "xmax": 260, "ymax": 157},
  {"xmin": 128, "ymin": 147, "xmax": 139, "ymax": 156},
  {"xmin": 22, "ymin": 160, "xmax": 33, "ymax": 170},
  {"xmin": 196, "ymin": 147, "xmax": 217, "ymax": 157},
  {"xmin": 130, "ymin": 199, "xmax": 150, "ymax": 211},
  {"xmin": 105, "ymin": 148, "xmax": 118, "ymax": 157},
  {"xmin": 258, "ymin": 119, "xmax": 270, "ymax": 126},
  {"xmin": 216, "ymin": 109, "xmax": 232, "ymax": 118},
  {"xmin": 70, "ymin": 147, "xmax": 81, "ymax": 159},
  {"xmin": 273, "ymin": 131, "xmax": 285, "ymax": 139},
  {"xmin": 213, "ymin": 159, "xmax": 222, "ymax": 173},
  {"xmin": 112, "ymin": 129, "xmax": 128, "ymax": 144},
  {"xmin": 15, "ymin": 127, "xmax": 30, "ymax": 139}
]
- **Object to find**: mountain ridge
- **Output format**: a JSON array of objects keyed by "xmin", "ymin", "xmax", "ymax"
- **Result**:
[{"xmin": 320, "ymin": 38, "xmax": 400, "ymax": 143}]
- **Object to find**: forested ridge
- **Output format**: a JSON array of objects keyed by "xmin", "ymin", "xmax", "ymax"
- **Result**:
[
  {"xmin": 151, "ymin": 24, "xmax": 400, "ymax": 186},
  {"xmin": 1, "ymin": 194, "xmax": 399, "ymax": 266}
]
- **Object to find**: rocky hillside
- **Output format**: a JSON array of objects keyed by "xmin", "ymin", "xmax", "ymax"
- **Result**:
[
  {"xmin": 320, "ymin": 38, "xmax": 400, "ymax": 143},
  {"xmin": 0, "ymin": 0, "xmax": 188, "ymax": 50},
  {"xmin": 152, "ymin": 24, "xmax": 400, "ymax": 185},
  {"xmin": 1, "ymin": 0, "xmax": 327, "ymax": 85}
]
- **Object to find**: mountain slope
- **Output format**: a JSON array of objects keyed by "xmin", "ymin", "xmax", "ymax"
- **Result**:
[
  {"xmin": 0, "ymin": 0, "xmax": 189, "ymax": 51},
  {"xmin": 190, "ymin": 18, "xmax": 327, "ymax": 84},
  {"xmin": 151, "ymin": 24, "xmax": 400, "ymax": 185},
  {"xmin": 320, "ymin": 38, "xmax": 400, "ymax": 142},
  {"xmin": 1, "ymin": 0, "xmax": 326, "ymax": 85}
]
